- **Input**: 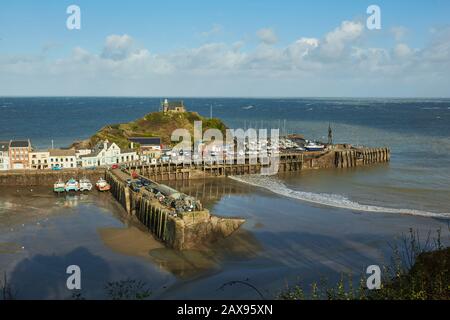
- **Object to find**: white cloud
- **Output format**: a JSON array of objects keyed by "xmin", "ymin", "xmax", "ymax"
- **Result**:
[
  {"xmin": 394, "ymin": 43, "xmax": 413, "ymax": 58},
  {"xmin": 391, "ymin": 26, "xmax": 408, "ymax": 41},
  {"xmin": 320, "ymin": 21, "xmax": 364, "ymax": 58},
  {"xmin": 200, "ymin": 24, "xmax": 223, "ymax": 37},
  {"xmin": 257, "ymin": 28, "xmax": 278, "ymax": 45},
  {"xmin": 1, "ymin": 23, "xmax": 450, "ymax": 97},
  {"xmin": 101, "ymin": 34, "xmax": 134, "ymax": 61}
]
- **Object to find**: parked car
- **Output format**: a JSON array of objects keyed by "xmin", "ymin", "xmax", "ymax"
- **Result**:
[
  {"xmin": 111, "ymin": 164, "xmax": 119, "ymax": 169},
  {"xmin": 134, "ymin": 180, "xmax": 144, "ymax": 188},
  {"xmin": 139, "ymin": 177, "xmax": 151, "ymax": 186},
  {"xmin": 130, "ymin": 182, "xmax": 141, "ymax": 192},
  {"xmin": 52, "ymin": 166, "xmax": 61, "ymax": 171},
  {"xmin": 126, "ymin": 178, "xmax": 132, "ymax": 186}
]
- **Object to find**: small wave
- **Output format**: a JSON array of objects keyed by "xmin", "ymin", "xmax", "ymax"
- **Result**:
[
  {"xmin": 243, "ymin": 105, "xmax": 254, "ymax": 110},
  {"xmin": 229, "ymin": 175, "xmax": 450, "ymax": 219}
]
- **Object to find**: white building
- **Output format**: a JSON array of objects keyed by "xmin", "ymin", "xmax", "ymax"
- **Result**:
[
  {"xmin": 75, "ymin": 149, "xmax": 92, "ymax": 167},
  {"xmin": 129, "ymin": 137, "xmax": 162, "ymax": 163},
  {"xmin": 80, "ymin": 140, "xmax": 137, "ymax": 168},
  {"xmin": 29, "ymin": 150, "xmax": 50, "ymax": 170},
  {"xmin": 49, "ymin": 149, "xmax": 77, "ymax": 169},
  {"xmin": 0, "ymin": 141, "xmax": 10, "ymax": 171}
]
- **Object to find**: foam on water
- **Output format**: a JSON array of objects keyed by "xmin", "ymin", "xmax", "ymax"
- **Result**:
[{"xmin": 229, "ymin": 175, "xmax": 450, "ymax": 219}]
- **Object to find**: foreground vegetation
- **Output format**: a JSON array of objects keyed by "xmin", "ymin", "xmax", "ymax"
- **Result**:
[{"xmin": 279, "ymin": 229, "xmax": 449, "ymax": 300}]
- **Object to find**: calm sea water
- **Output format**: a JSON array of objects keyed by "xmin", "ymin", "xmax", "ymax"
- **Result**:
[{"xmin": 1, "ymin": 97, "xmax": 449, "ymax": 215}]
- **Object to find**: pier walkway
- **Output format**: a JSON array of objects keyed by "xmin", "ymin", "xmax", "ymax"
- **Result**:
[{"xmin": 124, "ymin": 147, "xmax": 390, "ymax": 182}]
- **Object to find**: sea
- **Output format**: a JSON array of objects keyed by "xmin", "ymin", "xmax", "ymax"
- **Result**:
[{"xmin": 0, "ymin": 97, "xmax": 449, "ymax": 299}]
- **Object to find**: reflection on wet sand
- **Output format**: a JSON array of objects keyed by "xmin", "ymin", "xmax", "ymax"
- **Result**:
[
  {"xmin": 0, "ymin": 242, "xmax": 22, "ymax": 254},
  {"xmin": 99, "ymin": 224, "xmax": 262, "ymax": 279},
  {"xmin": 164, "ymin": 178, "xmax": 255, "ymax": 208},
  {"xmin": 97, "ymin": 178, "xmax": 264, "ymax": 279}
]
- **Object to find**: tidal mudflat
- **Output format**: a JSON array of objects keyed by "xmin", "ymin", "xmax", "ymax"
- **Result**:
[{"xmin": 1, "ymin": 177, "xmax": 447, "ymax": 299}]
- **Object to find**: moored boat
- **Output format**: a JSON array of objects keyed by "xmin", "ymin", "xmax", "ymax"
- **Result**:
[
  {"xmin": 65, "ymin": 178, "xmax": 79, "ymax": 192},
  {"xmin": 53, "ymin": 179, "xmax": 65, "ymax": 193},
  {"xmin": 305, "ymin": 142, "xmax": 325, "ymax": 151},
  {"xmin": 79, "ymin": 177, "xmax": 93, "ymax": 192},
  {"xmin": 96, "ymin": 178, "xmax": 111, "ymax": 192}
]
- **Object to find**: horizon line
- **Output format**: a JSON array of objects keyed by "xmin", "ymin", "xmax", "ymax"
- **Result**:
[{"xmin": 1, "ymin": 95, "xmax": 450, "ymax": 100}]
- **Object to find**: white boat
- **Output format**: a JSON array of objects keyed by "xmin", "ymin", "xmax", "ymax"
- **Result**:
[
  {"xmin": 79, "ymin": 178, "xmax": 93, "ymax": 192},
  {"xmin": 65, "ymin": 178, "xmax": 79, "ymax": 192},
  {"xmin": 53, "ymin": 179, "xmax": 65, "ymax": 193},
  {"xmin": 305, "ymin": 142, "xmax": 325, "ymax": 151}
]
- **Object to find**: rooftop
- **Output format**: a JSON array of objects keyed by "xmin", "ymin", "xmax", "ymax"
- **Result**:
[
  {"xmin": 49, "ymin": 149, "xmax": 76, "ymax": 157},
  {"xmin": 129, "ymin": 137, "xmax": 161, "ymax": 146},
  {"xmin": 10, "ymin": 140, "xmax": 30, "ymax": 148}
]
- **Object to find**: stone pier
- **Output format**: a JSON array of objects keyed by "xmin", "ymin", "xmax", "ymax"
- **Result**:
[
  {"xmin": 105, "ymin": 170, "xmax": 245, "ymax": 250},
  {"xmin": 129, "ymin": 147, "xmax": 391, "ymax": 182}
]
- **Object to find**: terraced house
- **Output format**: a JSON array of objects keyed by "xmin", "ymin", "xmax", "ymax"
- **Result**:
[
  {"xmin": 0, "ymin": 141, "xmax": 10, "ymax": 171},
  {"xmin": 8, "ymin": 140, "xmax": 31, "ymax": 169},
  {"xmin": 49, "ymin": 149, "xmax": 76, "ymax": 169},
  {"xmin": 29, "ymin": 150, "xmax": 50, "ymax": 170}
]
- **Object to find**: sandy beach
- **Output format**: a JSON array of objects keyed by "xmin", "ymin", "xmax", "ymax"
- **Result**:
[{"xmin": 1, "ymin": 177, "xmax": 448, "ymax": 299}]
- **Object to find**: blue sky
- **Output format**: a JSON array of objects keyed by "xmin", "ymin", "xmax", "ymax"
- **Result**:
[{"xmin": 1, "ymin": 0, "xmax": 450, "ymax": 97}]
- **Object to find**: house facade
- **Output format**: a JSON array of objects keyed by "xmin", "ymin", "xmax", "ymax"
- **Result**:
[
  {"xmin": 49, "ymin": 149, "xmax": 76, "ymax": 169},
  {"xmin": 75, "ymin": 149, "xmax": 92, "ymax": 167},
  {"xmin": 0, "ymin": 141, "xmax": 10, "ymax": 171},
  {"xmin": 29, "ymin": 150, "xmax": 50, "ymax": 170},
  {"xmin": 80, "ymin": 140, "xmax": 137, "ymax": 167},
  {"xmin": 129, "ymin": 137, "xmax": 162, "ymax": 163},
  {"xmin": 9, "ymin": 140, "xmax": 31, "ymax": 169}
]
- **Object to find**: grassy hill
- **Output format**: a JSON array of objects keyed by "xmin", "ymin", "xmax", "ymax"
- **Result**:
[{"xmin": 72, "ymin": 111, "xmax": 228, "ymax": 149}]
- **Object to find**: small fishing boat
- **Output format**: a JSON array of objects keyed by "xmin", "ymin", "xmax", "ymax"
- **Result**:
[
  {"xmin": 96, "ymin": 178, "xmax": 111, "ymax": 192},
  {"xmin": 305, "ymin": 142, "xmax": 325, "ymax": 151},
  {"xmin": 65, "ymin": 178, "xmax": 79, "ymax": 192},
  {"xmin": 79, "ymin": 177, "xmax": 93, "ymax": 192},
  {"xmin": 53, "ymin": 179, "xmax": 65, "ymax": 193}
]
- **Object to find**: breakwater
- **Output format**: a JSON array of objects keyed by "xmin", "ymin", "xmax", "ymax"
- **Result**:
[
  {"xmin": 131, "ymin": 147, "xmax": 390, "ymax": 182},
  {"xmin": 105, "ymin": 170, "xmax": 245, "ymax": 250}
]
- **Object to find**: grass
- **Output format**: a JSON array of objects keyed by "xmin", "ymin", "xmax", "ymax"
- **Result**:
[
  {"xmin": 278, "ymin": 228, "xmax": 449, "ymax": 300},
  {"xmin": 83, "ymin": 110, "xmax": 228, "ymax": 149}
]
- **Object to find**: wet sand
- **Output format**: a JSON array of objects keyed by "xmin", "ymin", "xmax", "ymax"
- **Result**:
[{"xmin": 0, "ymin": 180, "xmax": 448, "ymax": 299}]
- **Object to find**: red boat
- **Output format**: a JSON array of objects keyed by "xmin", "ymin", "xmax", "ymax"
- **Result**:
[{"xmin": 95, "ymin": 178, "xmax": 111, "ymax": 191}]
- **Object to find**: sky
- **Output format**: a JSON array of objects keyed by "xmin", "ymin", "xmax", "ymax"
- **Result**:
[{"xmin": 0, "ymin": 0, "xmax": 450, "ymax": 97}]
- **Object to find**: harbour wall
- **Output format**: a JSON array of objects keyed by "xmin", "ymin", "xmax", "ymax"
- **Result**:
[
  {"xmin": 132, "ymin": 147, "xmax": 390, "ymax": 182},
  {"xmin": 0, "ymin": 148, "xmax": 390, "ymax": 186},
  {"xmin": 0, "ymin": 169, "xmax": 105, "ymax": 186},
  {"xmin": 105, "ymin": 170, "xmax": 245, "ymax": 250}
]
